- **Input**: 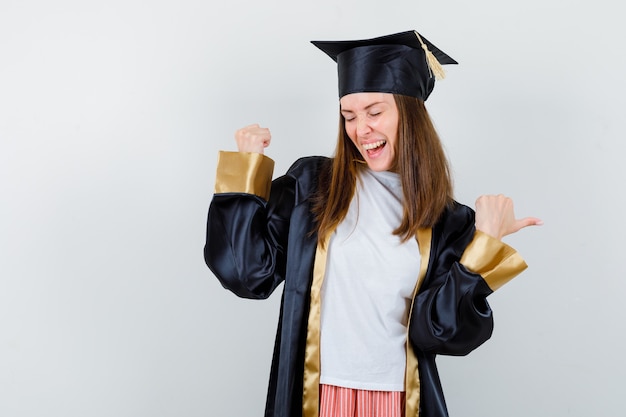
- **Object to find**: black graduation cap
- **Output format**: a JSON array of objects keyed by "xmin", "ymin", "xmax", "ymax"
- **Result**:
[{"xmin": 311, "ymin": 30, "xmax": 457, "ymax": 101}]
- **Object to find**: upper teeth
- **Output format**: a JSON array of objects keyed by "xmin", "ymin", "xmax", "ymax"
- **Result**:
[{"xmin": 363, "ymin": 140, "xmax": 386, "ymax": 150}]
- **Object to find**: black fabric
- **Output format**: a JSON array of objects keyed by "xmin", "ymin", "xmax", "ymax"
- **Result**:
[
  {"xmin": 205, "ymin": 156, "xmax": 494, "ymax": 417},
  {"xmin": 311, "ymin": 30, "xmax": 457, "ymax": 100},
  {"xmin": 336, "ymin": 44, "xmax": 435, "ymax": 101}
]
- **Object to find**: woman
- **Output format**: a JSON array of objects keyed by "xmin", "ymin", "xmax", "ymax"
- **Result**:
[{"xmin": 205, "ymin": 30, "xmax": 541, "ymax": 417}]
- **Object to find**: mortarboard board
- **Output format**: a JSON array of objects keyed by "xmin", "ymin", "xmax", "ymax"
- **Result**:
[{"xmin": 311, "ymin": 30, "xmax": 457, "ymax": 101}]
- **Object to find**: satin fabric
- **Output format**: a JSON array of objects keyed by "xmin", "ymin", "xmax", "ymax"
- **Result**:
[
  {"xmin": 214, "ymin": 151, "xmax": 275, "ymax": 199},
  {"xmin": 311, "ymin": 30, "xmax": 458, "ymax": 101},
  {"xmin": 337, "ymin": 44, "xmax": 436, "ymax": 101},
  {"xmin": 205, "ymin": 155, "xmax": 526, "ymax": 417}
]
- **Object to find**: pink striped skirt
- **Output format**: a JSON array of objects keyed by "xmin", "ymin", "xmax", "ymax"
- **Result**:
[{"xmin": 319, "ymin": 384, "xmax": 405, "ymax": 417}]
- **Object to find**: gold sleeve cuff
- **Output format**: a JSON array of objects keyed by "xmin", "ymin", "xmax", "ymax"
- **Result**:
[
  {"xmin": 459, "ymin": 230, "xmax": 528, "ymax": 291},
  {"xmin": 213, "ymin": 151, "xmax": 275, "ymax": 200}
]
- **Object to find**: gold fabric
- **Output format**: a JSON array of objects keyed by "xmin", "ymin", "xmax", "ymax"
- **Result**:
[
  {"xmin": 404, "ymin": 228, "xmax": 432, "ymax": 417},
  {"xmin": 302, "ymin": 229, "xmax": 432, "ymax": 417},
  {"xmin": 213, "ymin": 151, "xmax": 275, "ymax": 200},
  {"xmin": 301, "ymin": 229, "xmax": 526, "ymax": 416},
  {"xmin": 459, "ymin": 230, "xmax": 528, "ymax": 291},
  {"xmin": 302, "ymin": 239, "xmax": 329, "ymax": 417}
]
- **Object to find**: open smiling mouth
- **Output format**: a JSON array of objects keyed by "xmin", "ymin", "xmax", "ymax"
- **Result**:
[{"xmin": 362, "ymin": 140, "xmax": 387, "ymax": 156}]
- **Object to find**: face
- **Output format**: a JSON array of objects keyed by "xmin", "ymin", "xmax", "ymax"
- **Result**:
[{"xmin": 340, "ymin": 92, "xmax": 399, "ymax": 172}]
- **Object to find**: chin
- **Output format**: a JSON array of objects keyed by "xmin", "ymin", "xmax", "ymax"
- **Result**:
[
  {"xmin": 361, "ymin": 149, "xmax": 395, "ymax": 172},
  {"xmin": 366, "ymin": 161, "xmax": 393, "ymax": 172}
]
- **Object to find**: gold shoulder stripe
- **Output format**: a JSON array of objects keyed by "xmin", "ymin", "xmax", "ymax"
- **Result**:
[
  {"xmin": 404, "ymin": 228, "xmax": 432, "ymax": 416},
  {"xmin": 302, "ymin": 239, "xmax": 329, "ymax": 417}
]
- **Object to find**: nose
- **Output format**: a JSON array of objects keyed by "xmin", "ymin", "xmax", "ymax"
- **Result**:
[{"xmin": 355, "ymin": 116, "xmax": 371, "ymax": 137}]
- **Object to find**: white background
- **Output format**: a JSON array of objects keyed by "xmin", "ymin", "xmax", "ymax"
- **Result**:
[{"xmin": 1, "ymin": 0, "xmax": 624, "ymax": 416}]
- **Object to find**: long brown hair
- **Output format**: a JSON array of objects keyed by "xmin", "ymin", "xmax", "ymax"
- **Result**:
[{"xmin": 311, "ymin": 94, "xmax": 453, "ymax": 244}]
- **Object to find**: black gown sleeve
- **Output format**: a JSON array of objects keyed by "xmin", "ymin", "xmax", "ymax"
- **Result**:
[
  {"xmin": 204, "ymin": 162, "xmax": 296, "ymax": 300},
  {"xmin": 409, "ymin": 203, "xmax": 495, "ymax": 356}
]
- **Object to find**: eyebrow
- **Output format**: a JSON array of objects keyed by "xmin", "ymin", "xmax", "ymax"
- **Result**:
[{"xmin": 340, "ymin": 101, "xmax": 385, "ymax": 113}]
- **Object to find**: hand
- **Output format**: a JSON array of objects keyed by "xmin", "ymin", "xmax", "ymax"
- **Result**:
[
  {"xmin": 474, "ymin": 194, "xmax": 543, "ymax": 240},
  {"xmin": 235, "ymin": 124, "xmax": 271, "ymax": 154}
]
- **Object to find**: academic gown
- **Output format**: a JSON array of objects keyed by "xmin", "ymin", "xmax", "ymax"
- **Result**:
[{"xmin": 205, "ymin": 152, "xmax": 527, "ymax": 417}]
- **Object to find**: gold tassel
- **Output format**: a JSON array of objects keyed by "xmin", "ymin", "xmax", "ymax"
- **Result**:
[{"xmin": 414, "ymin": 31, "xmax": 446, "ymax": 80}]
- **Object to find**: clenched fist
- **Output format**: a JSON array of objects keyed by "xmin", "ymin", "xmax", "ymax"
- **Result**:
[{"xmin": 235, "ymin": 124, "xmax": 271, "ymax": 154}]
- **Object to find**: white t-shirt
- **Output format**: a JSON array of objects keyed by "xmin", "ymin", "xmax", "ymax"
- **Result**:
[{"xmin": 319, "ymin": 168, "xmax": 421, "ymax": 391}]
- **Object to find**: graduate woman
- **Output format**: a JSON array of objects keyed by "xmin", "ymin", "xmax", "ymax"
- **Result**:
[{"xmin": 204, "ymin": 30, "xmax": 542, "ymax": 417}]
